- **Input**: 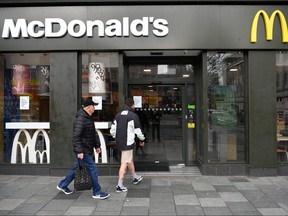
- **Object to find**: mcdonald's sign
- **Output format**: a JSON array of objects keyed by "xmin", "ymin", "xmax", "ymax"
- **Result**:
[{"xmin": 251, "ymin": 10, "xmax": 288, "ymax": 43}]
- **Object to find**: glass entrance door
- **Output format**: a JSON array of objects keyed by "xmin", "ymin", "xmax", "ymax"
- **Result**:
[{"xmin": 128, "ymin": 85, "xmax": 184, "ymax": 166}]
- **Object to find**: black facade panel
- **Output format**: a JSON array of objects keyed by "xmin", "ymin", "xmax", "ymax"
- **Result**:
[
  {"xmin": 248, "ymin": 51, "xmax": 277, "ymax": 168},
  {"xmin": 50, "ymin": 53, "xmax": 78, "ymax": 169},
  {"xmin": 0, "ymin": 0, "xmax": 287, "ymax": 6},
  {"xmin": 0, "ymin": 6, "xmax": 287, "ymax": 51}
]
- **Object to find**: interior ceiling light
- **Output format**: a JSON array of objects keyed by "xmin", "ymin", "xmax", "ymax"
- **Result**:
[
  {"xmin": 183, "ymin": 74, "xmax": 190, "ymax": 78},
  {"xmin": 144, "ymin": 69, "xmax": 151, "ymax": 72},
  {"xmin": 230, "ymin": 68, "xmax": 238, "ymax": 72}
]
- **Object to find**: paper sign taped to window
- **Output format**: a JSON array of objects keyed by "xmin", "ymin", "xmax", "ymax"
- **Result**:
[{"xmin": 20, "ymin": 96, "xmax": 30, "ymax": 110}]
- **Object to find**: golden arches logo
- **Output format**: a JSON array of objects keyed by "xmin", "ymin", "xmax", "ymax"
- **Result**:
[{"xmin": 251, "ymin": 10, "xmax": 288, "ymax": 43}]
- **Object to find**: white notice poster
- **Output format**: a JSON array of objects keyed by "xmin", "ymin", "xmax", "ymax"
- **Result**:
[
  {"xmin": 20, "ymin": 96, "xmax": 30, "ymax": 110},
  {"xmin": 92, "ymin": 96, "xmax": 102, "ymax": 110},
  {"xmin": 133, "ymin": 96, "xmax": 142, "ymax": 108}
]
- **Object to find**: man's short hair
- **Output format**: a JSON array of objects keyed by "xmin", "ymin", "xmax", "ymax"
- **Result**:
[{"xmin": 125, "ymin": 98, "xmax": 134, "ymax": 107}]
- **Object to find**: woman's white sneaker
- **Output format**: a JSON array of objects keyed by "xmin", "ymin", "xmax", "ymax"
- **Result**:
[
  {"xmin": 133, "ymin": 176, "xmax": 143, "ymax": 185},
  {"xmin": 116, "ymin": 185, "xmax": 128, "ymax": 193}
]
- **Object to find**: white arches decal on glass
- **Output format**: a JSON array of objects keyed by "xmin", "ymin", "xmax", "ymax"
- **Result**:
[{"xmin": 10, "ymin": 129, "xmax": 50, "ymax": 164}]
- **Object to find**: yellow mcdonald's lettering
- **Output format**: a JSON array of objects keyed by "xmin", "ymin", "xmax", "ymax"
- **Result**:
[{"xmin": 251, "ymin": 10, "xmax": 288, "ymax": 43}]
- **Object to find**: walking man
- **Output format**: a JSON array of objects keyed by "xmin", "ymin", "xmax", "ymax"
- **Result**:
[
  {"xmin": 110, "ymin": 98, "xmax": 145, "ymax": 192},
  {"xmin": 57, "ymin": 98, "xmax": 110, "ymax": 200}
]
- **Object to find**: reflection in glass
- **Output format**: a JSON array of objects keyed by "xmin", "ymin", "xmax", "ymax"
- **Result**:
[
  {"xmin": 88, "ymin": 62, "xmax": 107, "ymax": 94},
  {"xmin": 128, "ymin": 85, "xmax": 183, "ymax": 165},
  {"xmin": 276, "ymin": 52, "xmax": 288, "ymax": 163},
  {"xmin": 0, "ymin": 53, "xmax": 50, "ymax": 163},
  {"xmin": 207, "ymin": 52, "xmax": 245, "ymax": 162},
  {"xmin": 82, "ymin": 52, "xmax": 119, "ymax": 163},
  {"xmin": 128, "ymin": 64, "xmax": 194, "ymax": 79},
  {"xmin": 82, "ymin": 52, "xmax": 119, "ymax": 121}
]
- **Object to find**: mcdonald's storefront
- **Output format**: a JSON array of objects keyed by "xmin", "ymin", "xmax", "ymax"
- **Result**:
[{"xmin": 1, "ymin": 1, "xmax": 288, "ymax": 176}]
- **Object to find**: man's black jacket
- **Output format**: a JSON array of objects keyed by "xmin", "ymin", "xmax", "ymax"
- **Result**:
[{"xmin": 73, "ymin": 108, "xmax": 100, "ymax": 155}]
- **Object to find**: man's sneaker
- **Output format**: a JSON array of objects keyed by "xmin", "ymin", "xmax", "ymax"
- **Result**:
[
  {"xmin": 56, "ymin": 185, "xmax": 73, "ymax": 195},
  {"xmin": 116, "ymin": 185, "xmax": 128, "ymax": 193},
  {"xmin": 92, "ymin": 192, "xmax": 110, "ymax": 200},
  {"xmin": 133, "ymin": 176, "xmax": 143, "ymax": 185}
]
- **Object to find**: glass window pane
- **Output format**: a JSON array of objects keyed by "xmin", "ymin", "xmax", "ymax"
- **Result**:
[
  {"xmin": 128, "ymin": 64, "xmax": 194, "ymax": 79},
  {"xmin": 128, "ymin": 84, "xmax": 184, "ymax": 164},
  {"xmin": 82, "ymin": 52, "xmax": 119, "ymax": 163},
  {"xmin": 1, "ymin": 53, "xmax": 50, "ymax": 164},
  {"xmin": 207, "ymin": 52, "xmax": 245, "ymax": 163},
  {"xmin": 276, "ymin": 52, "xmax": 288, "ymax": 163}
]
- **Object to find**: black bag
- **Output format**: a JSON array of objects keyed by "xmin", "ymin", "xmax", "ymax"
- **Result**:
[{"xmin": 74, "ymin": 159, "xmax": 92, "ymax": 191}]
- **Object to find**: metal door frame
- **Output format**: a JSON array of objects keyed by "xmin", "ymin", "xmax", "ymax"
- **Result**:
[
  {"xmin": 127, "ymin": 83, "xmax": 187, "ymax": 165},
  {"xmin": 124, "ymin": 56, "xmax": 199, "ymax": 166}
]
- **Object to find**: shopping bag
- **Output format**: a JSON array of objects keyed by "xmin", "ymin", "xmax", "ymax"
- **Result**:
[{"xmin": 74, "ymin": 160, "xmax": 92, "ymax": 191}]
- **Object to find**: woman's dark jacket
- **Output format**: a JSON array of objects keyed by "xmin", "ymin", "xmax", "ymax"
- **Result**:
[{"xmin": 73, "ymin": 108, "xmax": 100, "ymax": 155}]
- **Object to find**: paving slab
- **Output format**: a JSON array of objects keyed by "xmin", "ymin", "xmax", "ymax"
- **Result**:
[
  {"xmin": 64, "ymin": 206, "xmax": 95, "ymax": 215},
  {"xmin": 176, "ymin": 205, "xmax": 204, "ymax": 215},
  {"xmin": 149, "ymin": 202, "xmax": 176, "ymax": 215},
  {"xmin": 120, "ymin": 206, "xmax": 149, "ymax": 215},
  {"xmin": 226, "ymin": 202, "xmax": 261, "ymax": 215},
  {"xmin": 150, "ymin": 192, "xmax": 174, "ymax": 203},
  {"xmin": 150, "ymin": 185, "xmax": 172, "ymax": 193},
  {"xmin": 257, "ymin": 207, "xmax": 288, "ymax": 216},
  {"xmin": 195, "ymin": 191, "xmax": 220, "ymax": 198},
  {"xmin": 36, "ymin": 210, "xmax": 67, "ymax": 215},
  {"xmin": 0, "ymin": 174, "xmax": 288, "ymax": 215},
  {"xmin": 8, "ymin": 203, "xmax": 46, "ymax": 215},
  {"xmin": 249, "ymin": 196, "xmax": 280, "ymax": 208},
  {"xmin": 126, "ymin": 189, "xmax": 150, "ymax": 198},
  {"xmin": 41, "ymin": 199, "xmax": 75, "ymax": 211},
  {"xmin": 95, "ymin": 200, "xmax": 124, "ymax": 212},
  {"xmin": 192, "ymin": 182, "xmax": 216, "ymax": 191},
  {"xmin": 214, "ymin": 185, "xmax": 239, "ymax": 192},
  {"xmin": 202, "ymin": 207, "xmax": 233, "ymax": 215},
  {"xmin": 174, "ymin": 194, "xmax": 199, "ymax": 205},
  {"xmin": 23, "ymin": 195, "xmax": 54, "ymax": 204},
  {"xmin": 219, "ymin": 192, "xmax": 248, "ymax": 202},
  {"xmin": 151, "ymin": 178, "xmax": 171, "ymax": 186},
  {"xmin": 233, "ymin": 182, "xmax": 259, "ymax": 190},
  {"xmin": 198, "ymin": 198, "xmax": 226, "ymax": 207},
  {"xmin": 123, "ymin": 198, "xmax": 149, "ymax": 207},
  {"xmin": 0, "ymin": 198, "xmax": 26, "ymax": 211},
  {"xmin": 207, "ymin": 176, "xmax": 234, "ymax": 186},
  {"xmin": 171, "ymin": 184, "xmax": 195, "ymax": 195}
]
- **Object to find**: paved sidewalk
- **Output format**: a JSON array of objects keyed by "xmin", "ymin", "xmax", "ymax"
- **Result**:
[{"xmin": 0, "ymin": 173, "xmax": 288, "ymax": 215}]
